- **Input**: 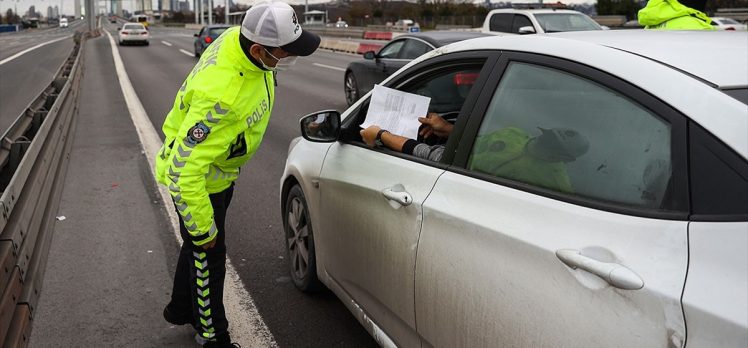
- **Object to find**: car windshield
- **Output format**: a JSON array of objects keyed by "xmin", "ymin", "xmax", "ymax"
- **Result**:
[
  {"xmin": 209, "ymin": 28, "xmax": 228, "ymax": 36},
  {"xmin": 535, "ymin": 13, "xmax": 601, "ymax": 32},
  {"xmin": 124, "ymin": 24, "xmax": 144, "ymax": 30}
]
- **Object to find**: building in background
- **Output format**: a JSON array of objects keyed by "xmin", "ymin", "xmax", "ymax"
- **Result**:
[
  {"xmin": 75, "ymin": 0, "xmax": 81, "ymax": 18},
  {"xmin": 178, "ymin": 0, "xmax": 191, "ymax": 12}
]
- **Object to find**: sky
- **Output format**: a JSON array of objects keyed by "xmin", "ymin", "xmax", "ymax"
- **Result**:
[{"xmin": 2, "ymin": 0, "xmax": 594, "ymax": 18}]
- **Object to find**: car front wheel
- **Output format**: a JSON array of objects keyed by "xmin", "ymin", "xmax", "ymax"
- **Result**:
[
  {"xmin": 284, "ymin": 184, "xmax": 321, "ymax": 292},
  {"xmin": 344, "ymin": 72, "xmax": 359, "ymax": 106}
]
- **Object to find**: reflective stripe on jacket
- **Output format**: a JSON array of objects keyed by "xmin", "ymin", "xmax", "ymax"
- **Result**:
[
  {"xmin": 155, "ymin": 27, "xmax": 275, "ymax": 246},
  {"xmin": 638, "ymin": 0, "xmax": 714, "ymax": 30}
]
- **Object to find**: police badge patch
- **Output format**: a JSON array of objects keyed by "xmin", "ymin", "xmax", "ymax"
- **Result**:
[{"xmin": 187, "ymin": 122, "xmax": 211, "ymax": 145}]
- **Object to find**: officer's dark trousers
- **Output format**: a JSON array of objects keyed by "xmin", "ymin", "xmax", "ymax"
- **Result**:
[{"xmin": 166, "ymin": 184, "xmax": 234, "ymax": 344}]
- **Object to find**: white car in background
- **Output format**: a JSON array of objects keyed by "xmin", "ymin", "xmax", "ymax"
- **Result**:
[
  {"xmin": 118, "ymin": 23, "xmax": 149, "ymax": 46},
  {"xmin": 482, "ymin": 8, "xmax": 603, "ymax": 34},
  {"xmin": 280, "ymin": 31, "xmax": 748, "ymax": 347},
  {"xmin": 711, "ymin": 17, "xmax": 747, "ymax": 31},
  {"xmin": 59, "ymin": 17, "xmax": 68, "ymax": 28}
]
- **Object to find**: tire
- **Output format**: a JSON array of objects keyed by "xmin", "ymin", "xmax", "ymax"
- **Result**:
[
  {"xmin": 344, "ymin": 72, "xmax": 360, "ymax": 106},
  {"xmin": 118, "ymin": 40, "xmax": 124, "ymax": 46},
  {"xmin": 195, "ymin": 44, "xmax": 201, "ymax": 58},
  {"xmin": 284, "ymin": 185, "xmax": 321, "ymax": 292}
]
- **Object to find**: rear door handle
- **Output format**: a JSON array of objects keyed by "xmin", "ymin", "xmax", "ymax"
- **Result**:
[
  {"xmin": 556, "ymin": 249, "xmax": 644, "ymax": 290},
  {"xmin": 382, "ymin": 186, "xmax": 412, "ymax": 206}
]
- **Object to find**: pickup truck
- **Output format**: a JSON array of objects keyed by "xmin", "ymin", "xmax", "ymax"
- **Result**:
[{"xmin": 481, "ymin": 9, "xmax": 603, "ymax": 34}]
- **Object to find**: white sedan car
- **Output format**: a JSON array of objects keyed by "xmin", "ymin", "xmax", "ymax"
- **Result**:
[
  {"xmin": 280, "ymin": 31, "xmax": 748, "ymax": 347},
  {"xmin": 118, "ymin": 23, "xmax": 149, "ymax": 46},
  {"xmin": 711, "ymin": 17, "xmax": 747, "ymax": 31}
]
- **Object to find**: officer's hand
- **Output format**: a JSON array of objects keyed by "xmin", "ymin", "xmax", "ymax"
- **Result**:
[
  {"xmin": 360, "ymin": 125, "xmax": 381, "ymax": 147},
  {"xmin": 418, "ymin": 113, "xmax": 453, "ymax": 139},
  {"xmin": 201, "ymin": 239, "xmax": 217, "ymax": 250}
]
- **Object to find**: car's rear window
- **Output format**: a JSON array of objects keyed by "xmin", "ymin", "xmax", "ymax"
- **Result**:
[
  {"xmin": 210, "ymin": 28, "xmax": 228, "ymax": 36},
  {"xmin": 723, "ymin": 88, "xmax": 748, "ymax": 105},
  {"xmin": 124, "ymin": 24, "xmax": 144, "ymax": 30}
]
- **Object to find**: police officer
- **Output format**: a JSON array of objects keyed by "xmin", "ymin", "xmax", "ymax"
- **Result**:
[
  {"xmin": 154, "ymin": 2, "xmax": 320, "ymax": 347},
  {"xmin": 638, "ymin": 0, "xmax": 714, "ymax": 30}
]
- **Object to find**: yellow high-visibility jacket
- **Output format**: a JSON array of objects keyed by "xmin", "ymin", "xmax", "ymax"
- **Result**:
[
  {"xmin": 155, "ymin": 27, "xmax": 275, "ymax": 246},
  {"xmin": 638, "ymin": 0, "xmax": 714, "ymax": 30}
]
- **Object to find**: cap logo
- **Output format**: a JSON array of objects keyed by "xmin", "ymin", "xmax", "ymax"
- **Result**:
[{"xmin": 292, "ymin": 12, "xmax": 300, "ymax": 34}]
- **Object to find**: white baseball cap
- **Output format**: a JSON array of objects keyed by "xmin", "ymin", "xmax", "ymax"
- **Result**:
[{"xmin": 241, "ymin": 1, "xmax": 321, "ymax": 56}]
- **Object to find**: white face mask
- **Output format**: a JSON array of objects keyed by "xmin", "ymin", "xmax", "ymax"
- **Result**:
[{"xmin": 263, "ymin": 48, "xmax": 297, "ymax": 71}]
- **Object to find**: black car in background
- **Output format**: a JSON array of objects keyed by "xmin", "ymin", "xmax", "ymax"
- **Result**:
[
  {"xmin": 194, "ymin": 25, "xmax": 232, "ymax": 57},
  {"xmin": 344, "ymin": 31, "xmax": 494, "ymax": 106}
]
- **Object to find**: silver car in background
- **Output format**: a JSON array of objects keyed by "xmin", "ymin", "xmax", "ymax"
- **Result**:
[{"xmin": 280, "ymin": 31, "xmax": 748, "ymax": 347}]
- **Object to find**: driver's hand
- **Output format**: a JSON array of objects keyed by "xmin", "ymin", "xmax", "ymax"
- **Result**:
[
  {"xmin": 360, "ymin": 125, "xmax": 381, "ymax": 147},
  {"xmin": 418, "ymin": 113, "xmax": 453, "ymax": 139}
]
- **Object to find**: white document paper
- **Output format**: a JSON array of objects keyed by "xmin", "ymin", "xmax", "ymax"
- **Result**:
[{"xmin": 361, "ymin": 85, "xmax": 431, "ymax": 140}]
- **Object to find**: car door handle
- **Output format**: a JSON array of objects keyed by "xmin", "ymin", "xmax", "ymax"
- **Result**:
[
  {"xmin": 382, "ymin": 187, "xmax": 412, "ymax": 206},
  {"xmin": 555, "ymin": 249, "xmax": 644, "ymax": 290}
]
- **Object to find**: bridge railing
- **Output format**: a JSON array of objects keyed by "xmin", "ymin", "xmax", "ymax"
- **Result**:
[{"xmin": 0, "ymin": 31, "xmax": 87, "ymax": 347}]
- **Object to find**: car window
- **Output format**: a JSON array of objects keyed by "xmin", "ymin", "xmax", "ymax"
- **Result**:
[
  {"xmin": 721, "ymin": 18, "xmax": 739, "ymax": 24},
  {"xmin": 378, "ymin": 40, "xmax": 406, "ymax": 59},
  {"xmin": 197, "ymin": 28, "xmax": 205, "ymax": 36},
  {"xmin": 489, "ymin": 13, "xmax": 514, "ymax": 33},
  {"xmin": 124, "ymin": 24, "xmax": 144, "ymax": 30},
  {"xmin": 467, "ymin": 62, "xmax": 673, "ymax": 209},
  {"xmin": 399, "ymin": 39, "xmax": 432, "ymax": 60},
  {"xmin": 535, "ymin": 13, "xmax": 600, "ymax": 32},
  {"xmin": 209, "ymin": 28, "xmax": 228, "ymax": 37},
  {"xmin": 342, "ymin": 60, "xmax": 486, "ymax": 150},
  {"xmin": 511, "ymin": 15, "xmax": 533, "ymax": 33}
]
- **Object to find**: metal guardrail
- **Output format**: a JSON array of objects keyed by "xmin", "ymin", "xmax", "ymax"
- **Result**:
[{"xmin": 0, "ymin": 31, "xmax": 86, "ymax": 347}]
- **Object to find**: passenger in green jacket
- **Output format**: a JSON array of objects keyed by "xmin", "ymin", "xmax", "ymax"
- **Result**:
[
  {"xmin": 638, "ymin": 0, "xmax": 714, "ymax": 30},
  {"xmin": 469, "ymin": 127, "xmax": 590, "ymax": 194},
  {"xmin": 155, "ymin": 2, "xmax": 319, "ymax": 347}
]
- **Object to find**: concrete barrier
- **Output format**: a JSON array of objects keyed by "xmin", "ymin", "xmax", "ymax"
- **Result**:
[
  {"xmin": 357, "ymin": 42, "xmax": 384, "ymax": 54},
  {"xmin": 363, "ymin": 31, "xmax": 393, "ymax": 40}
]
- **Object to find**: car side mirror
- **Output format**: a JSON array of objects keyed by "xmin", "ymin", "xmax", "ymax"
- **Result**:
[
  {"xmin": 300, "ymin": 110, "xmax": 341, "ymax": 143},
  {"xmin": 518, "ymin": 26, "xmax": 536, "ymax": 34},
  {"xmin": 117, "ymin": 27, "xmax": 121, "ymax": 30},
  {"xmin": 194, "ymin": 33, "xmax": 199, "ymax": 37},
  {"xmin": 363, "ymin": 51, "xmax": 376, "ymax": 60}
]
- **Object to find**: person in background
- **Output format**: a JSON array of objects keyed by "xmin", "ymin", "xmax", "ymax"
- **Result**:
[{"xmin": 638, "ymin": 0, "xmax": 714, "ymax": 30}]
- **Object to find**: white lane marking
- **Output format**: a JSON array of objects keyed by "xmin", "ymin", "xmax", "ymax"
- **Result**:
[
  {"xmin": 103, "ymin": 30, "xmax": 278, "ymax": 348},
  {"xmin": 161, "ymin": 41, "xmax": 173, "ymax": 46},
  {"xmin": 179, "ymin": 49, "xmax": 193, "ymax": 57},
  {"xmin": 0, "ymin": 35, "xmax": 70, "ymax": 66},
  {"xmin": 313, "ymin": 62, "xmax": 346, "ymax": 72}
]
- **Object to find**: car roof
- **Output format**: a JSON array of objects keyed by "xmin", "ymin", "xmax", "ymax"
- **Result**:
[
  {"xmin": 399, "ymin": 31, "xmax": 496, "ymax": 47},
  {"xmin": 488, "ymin": 9, "xmax": 586, "ymax": 14},
  {"xmin": 205, "ymin": 24, "xmax": 232, "ymax": 29},
  {"xmin": 443, "ymin": 30, "xmax": 747, "ymax": 88}
]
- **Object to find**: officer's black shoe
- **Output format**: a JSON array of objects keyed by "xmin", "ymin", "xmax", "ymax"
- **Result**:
[
  {"xmin": 163, "ymin": 306, "xmax": 193, "ymax": 326},
  {"xmin": 203, "ymin": 341, "xmax": 241, "ymax": 348}
]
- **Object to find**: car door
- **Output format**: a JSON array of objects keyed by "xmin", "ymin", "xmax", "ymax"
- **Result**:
[
  {"xmin": 195, "ymin": 27, "xmax": 205, "ymax": 53},
  {"xmin": 360, "ymin": 39, "xmax": 407, "ymax": 94},
  {"xmin": 317, "ymin": 52, "xmax": 497, "ymax": 347},
  {"xmin": 416, "ymin": 53, "xmax": 691, "ymax": 347},
  {"xmin": 682, "ymin": 120, "xmax": 748, "ymax": 347}
]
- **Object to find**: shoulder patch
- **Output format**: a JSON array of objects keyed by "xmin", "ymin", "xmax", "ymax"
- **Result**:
[{"xmin": 187, "ymin": 122, "xmax": 211, "ymax": 145}]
